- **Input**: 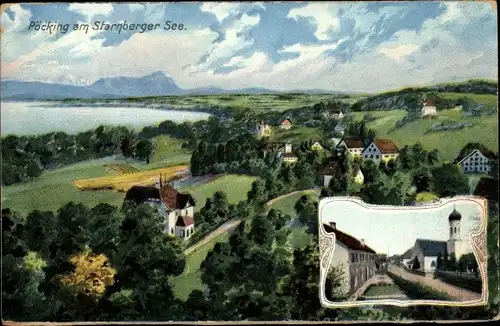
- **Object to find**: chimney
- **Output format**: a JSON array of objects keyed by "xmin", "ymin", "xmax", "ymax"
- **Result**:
[
  {"xmin": 360, "ymin": 238, "xmax": 365, "ymax": 247},
  {"xmin": 329, "ymin": 222, "xmax": 336, "ymax": 229}
]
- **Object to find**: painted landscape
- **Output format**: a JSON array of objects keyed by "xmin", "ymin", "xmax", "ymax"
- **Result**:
[{"xmin": 1, "ymin": 1, "xmax": 499, "ymax": 323}]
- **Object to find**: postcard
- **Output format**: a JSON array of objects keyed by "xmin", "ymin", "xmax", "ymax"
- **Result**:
[{"xmin": 1, "ymin": 1, "xmax": 498, "ymax": 324}]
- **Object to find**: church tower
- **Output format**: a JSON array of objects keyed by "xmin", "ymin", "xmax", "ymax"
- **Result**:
[{"xmin": 446, "ymin": 206, "xmax": 463, "ymax": 260}]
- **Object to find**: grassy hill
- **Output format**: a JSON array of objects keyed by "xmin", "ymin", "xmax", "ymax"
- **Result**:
[
  {"xmin": 347, "ymin": 106, "xmax": 498, "ymax": 161},
  {"xmin": 180, "ymin": 174, "xmax": 257, "ymax": 212}
]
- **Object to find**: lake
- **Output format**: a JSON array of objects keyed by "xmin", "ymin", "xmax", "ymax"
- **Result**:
[{"xmin": 0, "ymin": 101, "xmax": 211, "ymax": 136}]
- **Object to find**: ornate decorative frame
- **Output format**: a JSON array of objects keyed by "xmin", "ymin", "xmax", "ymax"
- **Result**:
[{"xmin": 318, "ymin": 196, "xmax": 488, "ymax": 308}]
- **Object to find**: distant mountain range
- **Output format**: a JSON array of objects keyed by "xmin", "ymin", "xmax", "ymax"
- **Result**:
[{"xmin": 0, "ymin": 71, "xmax": 343, "ymax": 100}]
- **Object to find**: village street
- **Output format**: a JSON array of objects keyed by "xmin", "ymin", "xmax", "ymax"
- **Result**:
[{"xmin": 387, "ymin": 264, "xmax": 482, "ymax": 301}]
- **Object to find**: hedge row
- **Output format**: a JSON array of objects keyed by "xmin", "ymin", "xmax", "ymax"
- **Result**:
[
  {"xmin": 386, "ymin": 271, "xmax": 452, "ymax": 300},
  {"xmin": 434, "ymin": 272, "xmax": 483, "ymax": 294}
]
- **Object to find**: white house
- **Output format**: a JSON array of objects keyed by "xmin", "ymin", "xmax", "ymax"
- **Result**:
[
  {"xmin": 280, "ymin": 119, "xmax": 293, "ymax": 129},
  {"xmin": 323, "ymin": 222, "xmax": 377, "ymax": 296},
  {"xmin": 457, "ymin": 149, "xmax": 495, "ymax": 174},
  {"xmin": 125, "ymin": 176, "xmax": 196, "ymax": 240},
  {"xmin": 336, "ymin": 138, "xmax": 365, "ymax": 157},
  {"xmin": 421, "ymin": 100, "xmax": 437, "ymax": 117},
  {"xmin": 280, "ymin": 143, "xmax": 297, "ymax": 164},
  {"xmin": 401, "ymin": 248, "xmax": 413, "ymax": 268},
  {"xmin": 361, "ymin": 139, "xmax": 399, "ymax": 164},
  {"xmin": 321, "ymin": 161, "xmax": 339, "ymax": 187},
  {"xmin": 409, "ymin": 207, "xmax": 465, "ymax": 273},
  {"xmin": 332, "ymin": 108, "xmax": 344, "ymax": 119}
]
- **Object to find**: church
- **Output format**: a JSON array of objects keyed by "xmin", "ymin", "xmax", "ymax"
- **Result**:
[{"xmin": 405, "ymin": 207, "xmax": 465, "ymax": 273}]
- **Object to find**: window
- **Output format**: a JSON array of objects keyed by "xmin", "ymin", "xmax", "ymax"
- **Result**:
[
  {"xmin": 376, "ymin": 155, "xmax": 379, "ymax": 159},
  {"xmin": 370, "ymin": 155, "xmax": 373, "ymax": 159},
  {"xmin": 454, "ymin": 227, "xmax": 457, "ymax": 233},
  {"xmin": 187, "ymin": 229, "xmax": 190, "ymax": 237},
  {"xmin": 181, "ymin": 230, "xmax": 185, "ymax": 237},
  {"xmin": 171, "ymin": 227, "xmax": 174, "ymax": 234}
]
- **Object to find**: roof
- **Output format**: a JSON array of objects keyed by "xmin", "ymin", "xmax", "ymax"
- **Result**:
[
  {"xmin": 125, "ymin": 185, "xmax": 195, "ymax": 210},
  {"xmin": 282, "ymin": 152, "xmax": 297, "ymax": 158},
  {"xmin": 473, "ymin": 177, "xmax": 498, "ymax": 202},
  {"xmin": 176, "ymin": 216, "xmax": 194, "ymax": 227},
  {"xmin": 401, "ymin": 248, "xmax": 413, "ymax": 259},
  {"xmin": 338, "ymin": 138, "xmax": 364, "ymax": 149},
  {"xmin": 415, "ymin": 239, "xmax": 447, "ymax": 257},
  {"xmin": 423, "ymin": 100, "xmax": 437, "ymax": 106},
  {"xmin": 448, "ymin": 208, "xmax": 462, "ymax": 221},
  {"xmin": 321, "ymin": 161, "xmax": 339, "ymax": 175},
  {"xmin": 457, "ymin": 149, "xmax": 497, "ymax": 164},
  {"xmin": 323, "ymin": 223, "xmax": 376, "ymax": 253},
  {"xmin": 372, "ymin": 139, "xmax": 399, "ymax": 154},
  {"xmin": 281, "ymin": 119, "xmax": 292, "ymax": 125},
  {"xmin": 332, "ymin": 108, "xmax": 343, "ymax": 113}
]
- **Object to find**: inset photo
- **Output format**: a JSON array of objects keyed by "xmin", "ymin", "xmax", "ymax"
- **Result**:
[{"xmin": 318, "ymin": 196, "xmax": 488, "ymax": 308}]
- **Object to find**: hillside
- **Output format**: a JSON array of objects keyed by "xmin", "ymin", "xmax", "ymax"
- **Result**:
[
  {"xmin": 351, "ymin": 80, "xmax": 498, "ymax": 112},
  {"xmin": 347, "ymin": 108, "xmax": 498, "ymax": 161}
]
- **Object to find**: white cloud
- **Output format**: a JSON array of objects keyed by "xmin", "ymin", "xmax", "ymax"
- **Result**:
[
  {"xmin": 128, "ymin": 4, "xmax": 144, "ymax": 13},
  {"xmin": 68, "ymin": 4, "xmax": 114, "ymax": 20},
  {"xmin": 0, "ymin": 4, "xmax": 31, "ymax": 32},
  {"xmin": 377, "ymin": 44, "xmax": 419, "ymax": 61},
  {"xmin": 200, "ymin": 2, "xmax": 265, "ymax": 22},
  {"xmin": 190, "ymin": 13, "xmax": 261, "ymax": 74},
  {"xmin": 287, "ymin": 3, "xmax": 340, "ymax": 40}
]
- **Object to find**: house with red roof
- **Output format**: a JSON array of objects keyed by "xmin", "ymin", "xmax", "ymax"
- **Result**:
[
  {"xmin": 336, "ymin": 137, "xmax": 365, "ymax": 157},
  {"xmin": 323, "ymin": 222, "xmax": 377, "ymax": 296},
  {"xmin": 362, "ymin": 139, "xmax": 399, "ymax": 164},
  {"xmin": 280, "ymin": 118, "xmax": 292, "ymax": 130},
  {"xmin": 125, "ymin": 175, "xmax": 196, "ymax": 240},
  {"xmin": 421, "ymin": 99, "xmax": 437, "ymax": 117}
]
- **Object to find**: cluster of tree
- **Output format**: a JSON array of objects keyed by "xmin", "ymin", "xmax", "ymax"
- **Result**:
[
  {"xmin": 436, "ymin": 252, "xmax": 480, "ymax": 274},
  {"xmin": 2, "ymin": 202, "xmax": 187, "ymax": 321},
  {"xmin": 1, "ymin": 126, "xmax": 153, "ymax": 186}
]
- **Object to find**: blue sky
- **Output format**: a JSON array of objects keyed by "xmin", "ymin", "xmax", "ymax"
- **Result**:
[
  {"xmin": 320, "ymin": 198, "xmax": 483, "ymax": 256},
  {"xmin": 1, "ymin": 2, "xmax": 497, "ymax": 92}
]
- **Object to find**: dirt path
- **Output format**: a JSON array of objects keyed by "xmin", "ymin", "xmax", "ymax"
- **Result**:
[
  {"xmin": 262, "ymin": 188, "xmax": 318, "ymax": 213},
  {"xmin": 184, "ymin": 218, "xmax": 242, "ymax": 255},
  {"xmin": 388, "ymin": 264, "xmax": 482, "ymax": 301}
]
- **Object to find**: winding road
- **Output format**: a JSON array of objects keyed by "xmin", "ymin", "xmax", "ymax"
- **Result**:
[{"xmin": 184, "ymin": 218, "xmax": 242, "ymax": 255}]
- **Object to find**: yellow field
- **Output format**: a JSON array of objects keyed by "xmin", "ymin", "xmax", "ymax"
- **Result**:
[
  {"xmin": 103, "ymin": 164, "xmax": 140, "ymax": 174},
  {"xmin": 73, "ymin": 165, "xmax": 189, "ymax": 192}
]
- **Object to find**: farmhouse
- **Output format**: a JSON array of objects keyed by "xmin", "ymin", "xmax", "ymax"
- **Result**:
[
  {"xmin": 321, "ymin": 161, "xmax": 340, "ymax": 187},
  {"xmin": 421, "ymin": 99, "xmax": 437, "ymax": 117},
  {"xmin": 124, "ymin": 176, "xmax": 196, "ymax": 240},
  {"xmin": 323, "ymin": 222, "xmax": 377, "ymax": 295},
  {"xmin": 281, "ymin": 143, "xmax": 297, "ymax": 164},
  {"xmin": 456, "ymin": 149, "xmax": 496, "ymax": 173},
  {"xmin": 255, "ymin": 120, "xmax": 272, "ymax": 138},
  {"xmin": 280, "ymin": 119, "xmax": 293, "ymax": 129},
  {"xmin": 361, "ymin": 139, "xmax": 399, "ymax": 164},
  {"xmin": 336, "ymin": 138, "xmax": 364, "ymax": 157},
  {"xmin": 407, "ymin": 207, "xmax": 465, "ymax": 273},
  {"xmin": 311, "ymin": 141, "xmax": 324, "ymax": 151}
]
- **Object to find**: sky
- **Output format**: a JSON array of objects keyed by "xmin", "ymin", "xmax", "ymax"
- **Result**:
[
  {"xmin": 320, "ymin": 198, "xmax": 484, "ymax": 256},
  {"xmin": 0, "ymin": 2, "xmax": 498, "ymax": 92}
]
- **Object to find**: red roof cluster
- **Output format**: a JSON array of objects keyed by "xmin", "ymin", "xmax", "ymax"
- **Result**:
[
  {"xmin": 323, "ymin": 223, "xmax": 376, "ymax": 253},
  {"xmin": 373, "ymin": 139, "xmax": 399, "ymax": 154},
  {"xmin": 340, "ymin": 138, "xmax": 364, "ymax": 149}
]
